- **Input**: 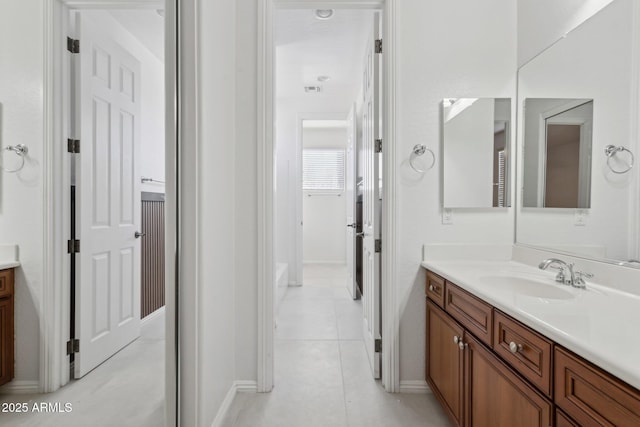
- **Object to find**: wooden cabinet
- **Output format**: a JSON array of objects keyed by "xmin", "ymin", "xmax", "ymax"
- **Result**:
[
  {"xmin": 465, "ymin": 333, "xmax": 552, "ymax": 427},
  {"xmin": 426, "ymin": 271, "xmax": 446, "ymax": 308},
  {"xmin": 555, "ymin": 346, "xmax": 640, "ymax": 426},
  {"xmin": 426, "ymin": 297, "xmax": 551, "ymax": 427},
  {"xmin": 426, "ymin": 300, "xmax": 464, "ymax": 426},
  {"xmin": 445, "ymin": 283, "xmax": 493, "ymax": 346},
  {"xmin": 0, "ymin": 268, "xmax": 14, "ymax": 386},
  {"xmin": 425, "ymin": 268, "xmax": 640, "ymax": 427}
]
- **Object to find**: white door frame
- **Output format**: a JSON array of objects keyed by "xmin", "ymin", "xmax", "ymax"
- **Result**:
[
  {"xmin": 42, "ymin": 0, "xmax": 177, "ymax": 423},
  {"xmin": 257, "ymin": 0, "xmax": 399, "ymax": 392}
]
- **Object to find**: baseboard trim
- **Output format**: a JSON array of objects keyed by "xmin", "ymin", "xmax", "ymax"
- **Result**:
[
  {"xmin": 399, "ymin": 380, "xmax": 431, "ymax": 394},
  {"xmin": 141, "ymin": 306, "xmax": 165, "ymax": 324},
  {"xmin": 235, "ymin": 380, "xmax": 258, "ymax": 393},
  {"xmin": 210, "ymin": 380, "xmax": 258, "ymax": 427},
  {"xmin": 0, "ymin": 380, "xmax": 41, "ymax": 394}
]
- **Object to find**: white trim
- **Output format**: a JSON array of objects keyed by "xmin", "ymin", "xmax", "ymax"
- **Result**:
[
  {"xmin": 235, "ymin": 380, "xmax": 259, "ymax": 393},
  {"xmin": 257, "ymin": 0, "xmax": 275, "ymax": 393},
  {"xmin": 630, "ymin": 0, "xmax": 640, "ymax": 260},
  {"xmin": 0, "ymin": 381, "xmax": 41, "ymax": 395},
  {"xmin": 141, "ymin": 305, "xmax": 166, "ymax": 324},
  {"xmin": 399, "ymin": 380, "xmax": 431, "ymax": 394},
  {"xmin": 380, "ymin": 0, "xmax": 399, "ymax": 393},
  {"xmin": 209, "ymin": 382, "xmax": 238, "ymax": 427},
  {"xmin": 257, "ymin": 0, "xmax": 399, "ymax": 393}
]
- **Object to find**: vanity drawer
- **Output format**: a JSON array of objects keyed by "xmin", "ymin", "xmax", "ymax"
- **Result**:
[
  {"xmin": 445, "ymin": 283, "xmax": 492, "ymax": 346},
  {"xmin": 425, "ymin": 271, "xmax": 445, "ymax": 308},
  {"xmin": 555, "ymin": 346, "xmax": 640, "ymax": 426},
  {"xmin": 493, "ymin": 310, "xmax": 553, "ymax": 397},
  {"xmin": 0, "ymin": 269, "xmax": 13, "ymax": 299}
]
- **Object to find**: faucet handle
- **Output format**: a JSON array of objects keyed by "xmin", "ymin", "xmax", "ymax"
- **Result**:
[{"xmin": 574, "ymin": 270, "xmax": 593, "ymax": 284}]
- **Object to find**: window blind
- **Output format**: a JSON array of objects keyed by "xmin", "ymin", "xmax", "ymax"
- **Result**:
[{"xmin": 303, "ymin": 148, "xmax": 345, "ymax": 191}]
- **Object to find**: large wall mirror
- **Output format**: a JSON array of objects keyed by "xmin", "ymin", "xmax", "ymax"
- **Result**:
[
  {"xmin": 516, "ymin": 0, "xmax": 640, "ymax": 265},
  {"xmin": 443, "ymin": 97, "xmax": 511, "ymax": 208}
]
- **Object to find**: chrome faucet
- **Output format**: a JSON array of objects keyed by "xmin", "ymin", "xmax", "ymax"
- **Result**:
[{"xmin": 538, "ymin": 258, "xmax": 592, "ymax": 288}]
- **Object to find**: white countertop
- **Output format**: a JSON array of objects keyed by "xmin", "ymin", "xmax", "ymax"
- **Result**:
[
  {"xmin": 0, "ymin": 261, "xmax": 20, "ymax": 270},
  {"xmin": 421, "ymin": 259, "xmax": 640, "ymax": 391},
  {"xmin": 0, "ymin": 245, "xmax": 19, "ymax": 271}
]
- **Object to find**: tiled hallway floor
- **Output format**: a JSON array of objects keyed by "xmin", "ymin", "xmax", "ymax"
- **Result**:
[
  {"xmin": 222, "ymin": 264, "xmax": 450, "ymax": 427},
  {"xmin": 0, "ymin": 310, "xmax": 165, "ymax": 427}
]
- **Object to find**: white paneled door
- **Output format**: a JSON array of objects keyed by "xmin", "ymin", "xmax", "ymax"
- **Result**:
[
  {"xmin": 346, "ymin": 104, "xmax": 358, "ymax": 299},
  {"xmin": 74, "ymin": 13, "xmax": 142, "ymax": 378},
  {"xmin": 362, "ymin": 13, "xmax": 382, "ymax": 379}
]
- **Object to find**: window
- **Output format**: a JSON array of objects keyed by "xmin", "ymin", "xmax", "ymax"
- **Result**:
[{"xmin": 303, "ymin": 148, "xmax": 345, "ymax": 191}]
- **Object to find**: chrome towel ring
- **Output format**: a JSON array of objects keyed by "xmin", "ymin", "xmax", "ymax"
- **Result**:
[
  {"xmin": 604, "ymin": 144, "xmax": 634, "ymax": 174},
  {"xmin": 0, "ymin": 144, "xmax": 29, "ymax": 173},
  {"xmin": 409, "ymin": 144, "xmax": 435, "ymax": 173}
]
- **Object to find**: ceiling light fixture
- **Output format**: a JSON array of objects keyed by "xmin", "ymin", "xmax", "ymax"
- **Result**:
[{"xmin": 314, "ymin": 9, "xmax": 334, "ymax": 20}]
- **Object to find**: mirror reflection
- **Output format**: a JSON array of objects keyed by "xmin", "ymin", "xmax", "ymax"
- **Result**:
[
  {"xmin": 443, "ymin": 98, "xmax": 511, "ymax": 208},
  {"xmin": 516, "ymin": 0, "xmax": 640, "ymax": 265},
  {"xmin": 522, "ymin": 98, "xmax": 593, "ymax": 208}
]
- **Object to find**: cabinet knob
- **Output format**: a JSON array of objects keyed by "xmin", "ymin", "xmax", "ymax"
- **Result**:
[
  {"xmin": 458, "ymin": 340, "xmax": 467, "ymax": 350},
  {"xmin": 453, "ymin": 335, "xmax": 460, "ymax": 344},
  {"xmin": 509, "ymin": 341, "xmax": 523, "ymax": 354},
  {"xmin": 429, "ymin": 285, "xmax": 435, "ymax": 292}
]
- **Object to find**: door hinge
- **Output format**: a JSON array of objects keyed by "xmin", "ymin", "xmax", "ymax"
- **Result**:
[
  {"xmin": 375, "ymin": 139, "xmax": 382, "ymax": 153},
  {"xmin": 375, "ymin": 338, "xmax": 382, "ymax": 353},
  {"xmin": 375, "ymin": 239, "xmax": 382, "ymax": 253},
  {"xmin": 375, "ymin": 39, "xmax": 383, "ymax": 54},
  {"xmin": 67, "ymin": 37, "xmax": 80, "ymax": 54},
  {"xmin": 67, "ymin": 139, "xmax": 80, "ymax": 154},
  {"xmin": 66, "ymin": 339, "xmax": 80, "ymax": 355},
  {"xmin": 67, "ymin": 239, "xmax": 80, "ymax": 254}
]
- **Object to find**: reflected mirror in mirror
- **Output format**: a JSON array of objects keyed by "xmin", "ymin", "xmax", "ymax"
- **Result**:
[
  {"xmin": 443, "ymin": 98, "xmax": 511, "ymax": 208},
  {"xmin": 522, "ymin": 99, "xmax": 593, "ymax": 208},
  {"xmin": 516, "ymin": 0, "xmax": 640, "ymax": 266}
]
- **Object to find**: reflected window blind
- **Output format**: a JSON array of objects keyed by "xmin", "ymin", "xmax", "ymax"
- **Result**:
[
  {"xmin": 303, "ymin": 149, "xmax": 345, "ymax": 191},
  {"xmin": 498, "ymin": 150, "xmax": 506, "ymax": 207}
]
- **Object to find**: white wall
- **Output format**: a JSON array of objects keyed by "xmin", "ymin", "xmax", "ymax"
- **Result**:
[
  {"xmin": 302, "ymin": 127, "xmax": 348, "ymax": 264},
  {"xmin": 517, "ymin": 0, "xmax": 615, "ymax": 66},
  {"xmin": 0, "ymin": 0, "xmax": 44, "ymax": 387}
]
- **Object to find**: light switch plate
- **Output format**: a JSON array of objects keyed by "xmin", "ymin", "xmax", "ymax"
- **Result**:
[{"xmin": 574, "ymin": 209, "xmax": 587, "ymax": 226}]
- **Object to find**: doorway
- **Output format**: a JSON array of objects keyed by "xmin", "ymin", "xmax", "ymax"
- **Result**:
[{"xmin": 272, "ymin": 6, "xmax": 383, "ymax": 392}]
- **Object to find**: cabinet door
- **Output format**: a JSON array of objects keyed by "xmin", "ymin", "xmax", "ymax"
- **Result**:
[
  {"xmin": 426, "ymin": 300, "xmax": 464, "ymax": 426},
  {"xmin": 464, "ymin": 333, "xmax": 552, "ymax": 427},
  {"xmin": 0, "ymin": 297, "xmax": 14, "ymax": 386}
]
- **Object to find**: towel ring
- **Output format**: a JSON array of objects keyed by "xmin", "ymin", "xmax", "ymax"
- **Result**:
[
  {"xmin": 604, "ymin": 144, "xmax": 634, "ymax": 174},
  {"xmin": 0, "ymin": 144, "xmax": 29, "ymax": 173},
  {"xmin": 409, "ymin": 144, "xmax": 435, "ymax": 173}
]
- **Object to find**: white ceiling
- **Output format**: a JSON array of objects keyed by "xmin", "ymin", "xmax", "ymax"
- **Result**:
[
  {"xmin": 109, "ymin": 10, "xmax": 165, "ymax": 61},
  {"xmin": 275, "ymin": 9, "xmax": 374, "ymax": 111}
]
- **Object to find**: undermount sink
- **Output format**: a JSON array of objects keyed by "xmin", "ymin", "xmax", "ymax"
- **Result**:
[{"xmin": 479, "ymin": 275, "xmax": 576, "ymax": 300}]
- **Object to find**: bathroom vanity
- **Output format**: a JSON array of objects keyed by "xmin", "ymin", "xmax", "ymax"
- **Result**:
[
  {"xmin": 423, "ymin": 262, "xmax": 640, "ymax": 427},
  {"xmin": 0, "ymin": 267, "xmax": 14, "ymax": 386}
]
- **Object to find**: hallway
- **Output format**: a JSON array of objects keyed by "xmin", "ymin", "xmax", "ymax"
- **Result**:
[{"xmin": 222, "ymin": 264, "xmax": 449, "ymax": 427}]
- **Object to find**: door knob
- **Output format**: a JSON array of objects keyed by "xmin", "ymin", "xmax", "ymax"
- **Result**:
[
  {"xmin": 347, "ymin": 223, "xmax": 357, "ymax": 228},
  {"xmin": 135, "ymin": 231, "xmax": 146, "ymax": 238}
]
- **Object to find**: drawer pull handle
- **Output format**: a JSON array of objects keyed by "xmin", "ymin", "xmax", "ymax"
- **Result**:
[{"xmin": 509, "ymin": 341, "xmax": 523, "ymax": 354}]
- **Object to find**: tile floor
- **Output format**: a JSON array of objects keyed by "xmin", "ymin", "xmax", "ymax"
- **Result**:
[
  {"xmin": 0, "ymin": 310, "xmax": 165, "ymax": 427},
  {"xmin": 222, "ymin": 263, "xmax": 450, "ymax": 427}
]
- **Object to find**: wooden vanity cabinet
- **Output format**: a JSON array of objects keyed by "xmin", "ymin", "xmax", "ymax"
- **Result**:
[
  {"xmin": 0, "ymin": 268, "xmax": 14, "ymax": 386},
  {"xmin": 426, "ymin": 300, "xmax": 464, "ymax": 426},
  {"xmin": 465, "ymin": 333, "xmax": 552, "ymax": 427}
]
